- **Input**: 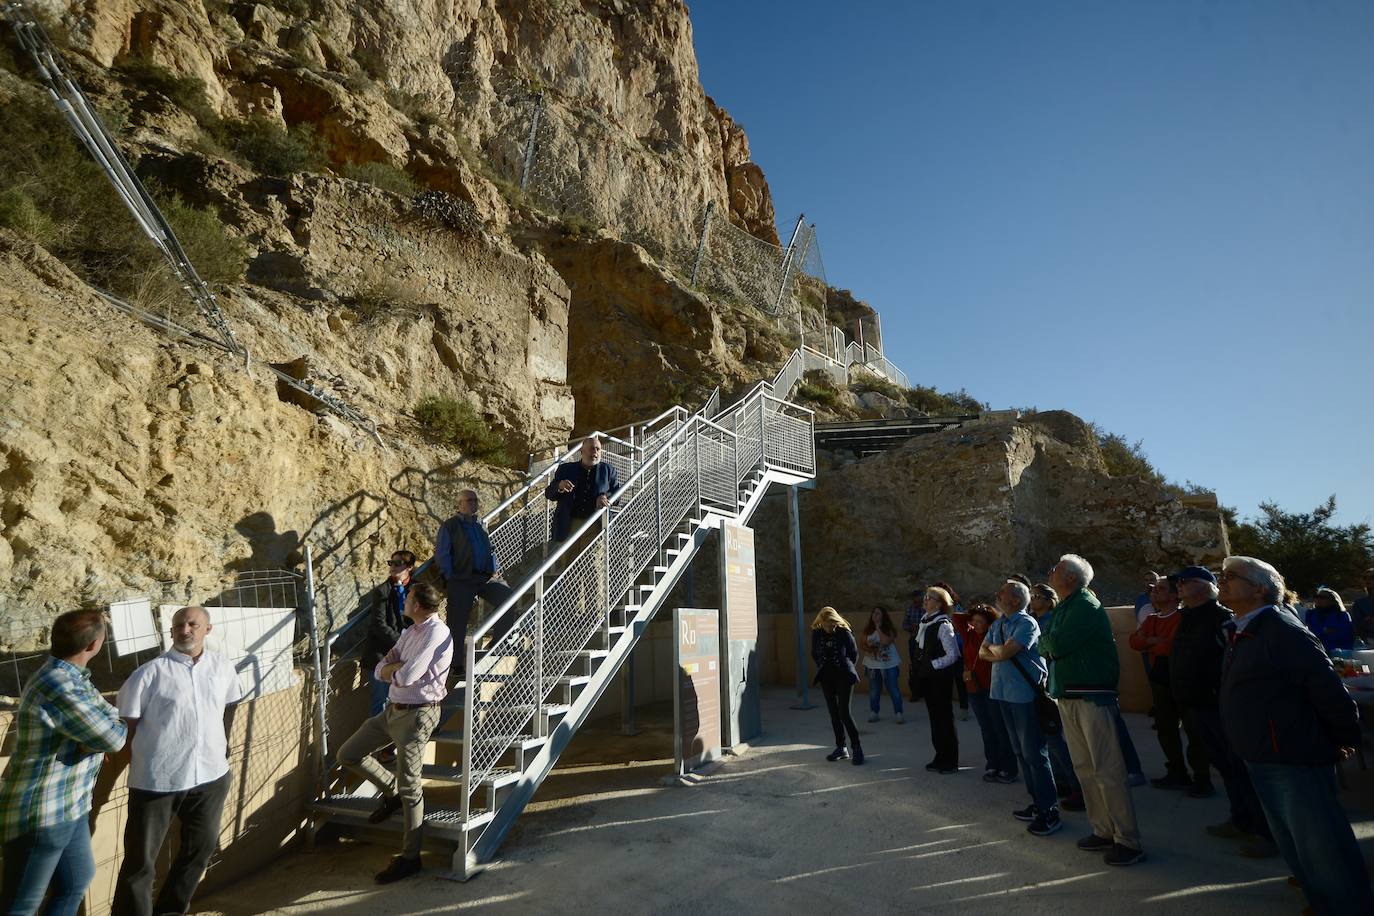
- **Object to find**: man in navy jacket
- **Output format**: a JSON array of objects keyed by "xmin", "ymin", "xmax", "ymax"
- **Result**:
[
  {"xmin": 545, "ymin": 436, "xmax": 620, "ymax": 543},
  {"xmin": 1218, "ymin": 555, "xmax": 1372, "ymax": 916}
]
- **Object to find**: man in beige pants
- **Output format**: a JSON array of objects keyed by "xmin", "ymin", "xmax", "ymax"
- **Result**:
[
  {"xmin": 337, "ymin": 583, "xmax": 453, "ymax": 884},
  {"xmin": 1039, "ymin": 554, "xmax": 1144, "ymax": 866}
]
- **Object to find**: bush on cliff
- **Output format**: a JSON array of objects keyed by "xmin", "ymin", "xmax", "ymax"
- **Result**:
[{"xmin": 414, "ymin": 396, "xmax": 510, "ymax": 464}]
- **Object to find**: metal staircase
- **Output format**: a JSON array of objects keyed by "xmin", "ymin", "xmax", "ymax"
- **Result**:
[{"xmin": 310, "ymin": 378, "xmax": 815, "ymax": 878}]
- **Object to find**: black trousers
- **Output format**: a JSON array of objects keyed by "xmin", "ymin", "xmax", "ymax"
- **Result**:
[
  {"xmin": 919, "ymin": 671, "xmax": 959, "ymax": 768},
  {"xmin": 1151, "ymin": 680, "xmax": 1209, "ymax": 781},
  {"xmin": 111, "ymin": 771, "xmax": 232, "ymax": 916},
  {"xmin": 820, "ymin": 677, "xmax": 861, "ymax": 750},
  {"xmin": 446, "ymin": 575, "xmax": 515, "ymax": 676},
  {"xmin": 953, "ymin": 658, "xmax": 969, "ymax": 710},
  {"xmin": 1186, "ymin": 704, "xmax": 1273, "ymax": 840}
]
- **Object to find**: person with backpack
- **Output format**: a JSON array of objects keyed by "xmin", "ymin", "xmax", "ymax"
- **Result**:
[
  {"xmin": 982, "ymin": 579, "xmax": 1061, "ymax": 837},
  {"xmin": 911, "ymin": 587, "xmax": 961, "ymax": 774}
]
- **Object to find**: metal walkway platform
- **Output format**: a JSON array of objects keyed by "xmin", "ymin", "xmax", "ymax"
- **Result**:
[{"xmin": 813, "ymin": 414, "xmax": 980, "ymax": 456}]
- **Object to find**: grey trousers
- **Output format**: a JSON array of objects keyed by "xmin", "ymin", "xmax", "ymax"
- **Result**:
[{"xmin": 337, "ymin": 704, "xmax": 441, "ymax": 859}]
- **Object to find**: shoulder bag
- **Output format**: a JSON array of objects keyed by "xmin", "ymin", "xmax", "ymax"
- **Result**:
[{"xmin": 1007, "ymin": 649, "xmax": 1062, "ymax": 737}]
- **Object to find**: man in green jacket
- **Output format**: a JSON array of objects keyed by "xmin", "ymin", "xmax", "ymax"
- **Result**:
[{"xmin": 1041, "ymin": 553, "xmax": 1144, "ymax": 866}]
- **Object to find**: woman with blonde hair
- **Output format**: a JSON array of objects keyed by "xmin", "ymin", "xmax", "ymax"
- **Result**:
[
  {"xmin": 812, "ymin": 607, "xmax": 863, "ymax": 764},
  {"xmin": 913, "ymin": 586, "xmax": 961, "ymax": 773}
]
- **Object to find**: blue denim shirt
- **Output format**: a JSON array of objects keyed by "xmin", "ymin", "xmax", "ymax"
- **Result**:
[{"xmin": 987, "ymin": 611, "xmax": 1046, "ymax": 704}]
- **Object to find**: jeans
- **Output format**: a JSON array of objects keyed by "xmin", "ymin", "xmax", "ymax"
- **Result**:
[
  {"xmin": 1046, "ymin": 728, "xmax": 1081, "ymax": 793},
  {"xmin": 1246, "ymin": 762, "xmax": 1374, "ymax": 916},
  {"xmin": 820, "ymin": 677, "xmax": 861, "ymax": 750},
  {"xmin": 1061, "ymin": 698, "xmax": 1142, "ymax": 849},
  {"xmin": 997, "ymin": 699, "xmax": 1057, "ymax": 814},
  {"xmin": 1187, "ymin": 704, "xmax": 1272, "ymax": 839},
  {"xmin": 112, "ymin": 771, "xmax": 233, "ymax": 916},
  {"xmin": 969, "ymin": 690, "xmax": 1016, "ymax": 775},
  {"xmin": 338, "ymin": 703, "xmax": 443, "ymax": 858},
  {"xmin": 867, "ymin": 666, "xmax": 903, "ymax": 715},
  {"xmin": 369, "ymin": 670, "xmax": 391, "ymax": 716},
  {"xmin": 0, "ymin": 818, "xmax": 95, "ymax": 916},
  {"xmin": 1113, "ymin": 706, "xmax": 1143, "ymax": 776}
]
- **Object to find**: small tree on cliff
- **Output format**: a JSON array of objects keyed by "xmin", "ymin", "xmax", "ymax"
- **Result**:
[{"xmin": 1223, "ymin": 496, "xmax": 1373, "ymax": 596}]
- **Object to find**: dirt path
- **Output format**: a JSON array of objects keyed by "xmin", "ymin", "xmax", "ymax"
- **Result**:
[{"xmin": 196, "ymin": 689, "xmax": 1368, "ymax": 915}]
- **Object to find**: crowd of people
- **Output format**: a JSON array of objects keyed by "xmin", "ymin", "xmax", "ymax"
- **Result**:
[
  {"xmin": 0, "ymin": 438, "xmax": 623, "ymax": 911},
  {"xmin": 812, "ymin": 555, "xmax": 1374, "ymax": 913}
]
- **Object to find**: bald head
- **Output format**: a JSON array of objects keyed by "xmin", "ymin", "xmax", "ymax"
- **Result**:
[{"xmin": 171, "ymin": 605, "xmax": 212, "ymax": 658}]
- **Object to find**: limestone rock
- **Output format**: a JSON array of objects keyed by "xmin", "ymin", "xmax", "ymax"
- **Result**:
[{"xmin": 753, "ymin": 414, "xmax": 1228, "ymax": 616}]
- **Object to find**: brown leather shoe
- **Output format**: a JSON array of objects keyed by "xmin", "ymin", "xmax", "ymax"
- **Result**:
[{"xmin": 375, "ymin": 854, "xmax": 422, "ymax": 884}]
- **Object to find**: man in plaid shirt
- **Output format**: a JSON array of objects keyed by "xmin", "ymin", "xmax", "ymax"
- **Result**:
[{"xmin": 0, "ymin": 610, "xmax": 127, "ymax": 915}]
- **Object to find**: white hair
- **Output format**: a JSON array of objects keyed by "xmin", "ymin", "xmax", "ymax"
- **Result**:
[
  {"xmin": 1315, "ymin": 587, "xmax": 1346, "ymax": 612},
  {"xmin": 1003, "ymin": 580, "xmax": 1031, "ymax": 611},
  {"xmin": 1058, "ymin": 554, "xmax": 1095, "ymax": 588},
  {"xmin": 1223, "ymin": 556, "xmax": 1285, "ymax": 604}
]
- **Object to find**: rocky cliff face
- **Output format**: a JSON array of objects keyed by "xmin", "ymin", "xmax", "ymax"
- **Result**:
[{"xmin": 751, "ymin": 411, "xmax": 1228, "ymax": 614}]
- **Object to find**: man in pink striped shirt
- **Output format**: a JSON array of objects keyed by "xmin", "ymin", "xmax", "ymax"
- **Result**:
[{"xmin": 336, "ymin": 582, "xmax": 453, "ymax": 884}]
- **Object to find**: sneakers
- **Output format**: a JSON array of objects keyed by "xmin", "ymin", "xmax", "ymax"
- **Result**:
[
  {"xmin": 1027, "ymin": 810, "xmax": 1062, "ymax": 837},
  {"xmin": 851, "ymin": 745, "xmax": 865, "ymax": 766},
  {"xmin": 375, "ymin": 854, "xmax": 422, "ymax": 884},
  {"xmin": 1205, "ymin": 819, "xmax": 1246, "ymax": 840},
  {"xmin": 868, "ymin": 713, "xmax": 880, "ymax": 723},
  {"xmin": 367, "ymin": 794, "xmax": 403, "ymax": 825},
  {"xmin": 1012, "ymin": 804, "xmax": 1037, "ymax": 822},
  {"xmin": 1150, "ymin": 773, "xmax": 1192, "ymax": 791},
  {"xmin": 826, "ymin": 746, "xmax": 850, "ymax": 762},
  {"xmin": 1061, "ymin": 790, "xmax": 1086, "ymax": 811},
  {"xmin": 1127, "ymin": 772, "xmax": 1148, "ymax": 788},
  {"xmin": 1103, "ymin": 843, "xmax": 1146, "ymax": 866},
  {"xmin": 993, "ymin": 771, "xmax": 1017, "ymax": 784},
  {"xmin": 895, "ymin": 713, "xmax": 905, "ymax": 724},
  {"xmin": 982, "ymin": 768, "xmax": 1000, "ymax": 782},
  {"xmin": 1238, "ymin": 838, "xmax": 1279, "ymax": 859},
  {"xmin": 1187, "ymin": 780, "xmax": 1217, "ymax": 798},
  {"xmin": 1077, "ymin": 833, "xmax": 1113, "ymax": 852}
]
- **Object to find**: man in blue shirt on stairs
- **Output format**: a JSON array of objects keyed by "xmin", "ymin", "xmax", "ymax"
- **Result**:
[{"xmin": 436, "ymin": 489, "xmax": 512, "ymax": 680}]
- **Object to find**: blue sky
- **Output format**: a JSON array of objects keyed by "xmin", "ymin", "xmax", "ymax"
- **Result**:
[{"xmin": 688, "ymin": 0, "xmax": 1373, "ymax": 526}]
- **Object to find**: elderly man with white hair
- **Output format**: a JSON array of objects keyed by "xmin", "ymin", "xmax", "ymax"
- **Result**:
[
  {"xmin": 1040, "ymin": 554, "xmax": 1144, "ymax": 866},
  {"xmin": 980, "ymin": 579, "xmax": 1060, "ymax": 838},
  {"xmin": 1218, "ymin": 556, "xmax": 1372, "ymax": 915}
]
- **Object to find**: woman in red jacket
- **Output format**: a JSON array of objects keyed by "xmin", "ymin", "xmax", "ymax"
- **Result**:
[{"xmin": 964, "ymin": 604, "xmax": 1017, "ymax": 782}]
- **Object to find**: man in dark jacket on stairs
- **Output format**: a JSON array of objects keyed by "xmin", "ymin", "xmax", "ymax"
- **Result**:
[
  {"xmin": 1170, "ymin": 564, "xmax": 1274, "ymax": 858},
  {"xmin": 436, "ymin": 489, "xmax": 512, "ymax": 680},
  {"xmin": 1218, "ymin": 555, "xmax": 1373, "ymax": 916}
]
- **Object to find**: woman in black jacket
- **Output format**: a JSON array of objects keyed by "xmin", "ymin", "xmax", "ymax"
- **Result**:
[{"xmin": 812, "ymin": 606, "xmax": 864, "ymax": 764}]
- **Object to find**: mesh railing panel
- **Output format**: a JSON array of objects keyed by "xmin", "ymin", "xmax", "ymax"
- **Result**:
[
  {"xmin": 696, "ymin": 426, "xmax": 738, "ymax": 512},
  {"xmin": 764, "ymin": 399, "xmax": 816, "ymax": 476}
]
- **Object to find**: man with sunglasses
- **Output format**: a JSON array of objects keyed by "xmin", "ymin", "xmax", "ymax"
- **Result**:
[
  {"xmin": 436, "ymin": 489, "xmax": 513, "ymax": 680},
  {"xmin": 363, "ymin": 551, "xmax": 416, "ymax": 716}
]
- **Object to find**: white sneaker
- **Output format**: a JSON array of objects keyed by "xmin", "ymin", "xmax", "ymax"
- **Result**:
[
  {"xmin": 895, "ymin": 713, "xmax": 905, "ymax": 724},
  {"xmin": 867, "ymin": 713, "xmax": 880, "ymax": 723}
]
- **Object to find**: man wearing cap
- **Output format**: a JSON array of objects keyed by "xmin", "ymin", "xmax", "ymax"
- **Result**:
[
  {"xmin": 113, "ymin": 606, "xmax": 243, "ymax": 916},
  {"xmin": 1169, "ymin": 565, "xmax": 1276, "ymax": 858},
  {"xmin": 1218, "ymin": 556, "xmax": 1372, "ymax": 913}
]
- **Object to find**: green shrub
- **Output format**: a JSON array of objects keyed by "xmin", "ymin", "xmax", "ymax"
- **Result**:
[
  {"xmin": 0, "ymin": 93, "xmax": 246, "ymax": 312},
  {"xmin": 342, "ymin": 161, "xmax": 418, "ymax": 197},
  {"xmin": 795, "ymin": 382, "xmax": 837, "ymax": 406},
  {"xmin": 851, "ymin": 375, "xmax": 903, "ymax": 400},
  {"xmin": 384, "ymin": 88, "xmax": 445, "ymax": 127},
  {"xmin": 414, "ymin": 396, "xmax": 509, "ymax": 463},
  {"xmin": 902, "ymin": 385, "xmax": 986, "ymax": 416},
  {"xmin": 208, "ymin": 118, "xmax": 324, "ymax": 176},
  {"xmin": 116, "ymin": 58, "xmax": 216, "ymax": 125}
]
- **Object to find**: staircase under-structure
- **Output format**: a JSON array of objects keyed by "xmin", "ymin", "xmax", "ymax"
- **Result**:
[{"xmin": 310, "ymin": 378, "xmax": 816, "ymax": 878}]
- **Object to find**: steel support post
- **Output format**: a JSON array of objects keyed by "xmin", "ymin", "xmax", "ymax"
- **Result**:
[{"xmin": 787, "ymin": 485, "xmax": 815, "ymax": 709}]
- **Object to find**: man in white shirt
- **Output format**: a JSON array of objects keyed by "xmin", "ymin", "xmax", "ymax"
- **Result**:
[{"xmin": 112, "ymin": 606, "xmax": 243, "ymax": 916}]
